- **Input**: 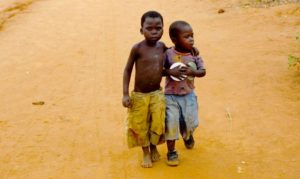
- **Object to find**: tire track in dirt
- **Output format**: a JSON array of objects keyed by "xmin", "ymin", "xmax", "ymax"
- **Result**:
[{"xmin": 0, "ymin": 0, "xmax": 37, "ymax": 30}]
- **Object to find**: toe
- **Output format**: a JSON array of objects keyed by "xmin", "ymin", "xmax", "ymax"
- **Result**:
[{"xmin": 142, "ymin": 162, "xmax": 152, "ymax": 168}]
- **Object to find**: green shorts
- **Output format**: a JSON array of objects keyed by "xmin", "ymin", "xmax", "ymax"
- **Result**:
[{"xmin": 126, "ymin": 89, "xmax": 165, "ymax": 148}]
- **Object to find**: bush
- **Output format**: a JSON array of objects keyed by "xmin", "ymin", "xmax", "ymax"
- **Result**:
[
  {"xmin": 288, "ymin": 34, "xmax": 300, "ymax": 71},
  {"xmin": 288, "ymin": 55, "xmax": 300, "ymax": 71}
]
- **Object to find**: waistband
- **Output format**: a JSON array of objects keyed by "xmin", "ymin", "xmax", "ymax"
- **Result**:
[{"xmin": 131, "ymin": 88, "xmax": 163, "ymax": 97}]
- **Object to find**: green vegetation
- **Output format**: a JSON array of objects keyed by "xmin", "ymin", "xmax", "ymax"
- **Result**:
[
  {"xmin": 288, "ymin": 34, "xmax": 300, "ymax": 71},
  {"xmin": 241, "ymin": 0, "xmax": 299, "ymax": 7}
]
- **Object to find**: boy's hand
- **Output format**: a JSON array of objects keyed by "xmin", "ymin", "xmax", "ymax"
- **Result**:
[
  {"xmin": 191, "ymin": 47, "xmax": 199, "ymax": 56},
  {"xmin": 167, "ymin": 66, "xmax": 186, "ymax": 78},
  {"xmin": 122, "ymin": 95, "xmax": 132, "ymax": 108},
  {"xmin": 181, "ymin": 65, "xmax": 195, "ymax": 76}
]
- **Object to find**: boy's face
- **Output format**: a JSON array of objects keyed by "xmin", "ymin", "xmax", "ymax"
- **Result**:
[
  {"xmin": 141, "ymin": 17, "xmax": 163, "ymax": 43},
  {"xmin": 175, "ymin": 25, "xmax": 194, "ymax": 51}
]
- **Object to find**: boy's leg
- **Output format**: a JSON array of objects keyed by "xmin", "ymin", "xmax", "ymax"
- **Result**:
[
  {"xmin": 166, "ymin": 140, "xmax": 179, "ymax": 166},
  {"xmin": 141, "ymin": 146, "xmax": 152, "ymax": 168},
  {"xmin": 165, "ymin": 95, "xmax": 180, "ymax": 166},
  {"xmin": 148, "ymin": 90, "xmax": 165, "ymax": 162},
  {"xmin": 180, "ymin": 92, "xmax": 198, "ymax": 149},
  {"xmin": 184, "ymin": 134, "xmax": 195, "ymax": 149},
  {"xmin": 150, "ymin": 143, "xmax": 160, "ymax": 162},
  {"xmin": 167, "ymin": 140, "xmax": 175, "ymax": 151}
]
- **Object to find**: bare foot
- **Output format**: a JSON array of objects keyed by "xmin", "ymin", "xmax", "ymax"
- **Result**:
[
  {"xmin": 150, "ymin": 145, "xmax": 160, "ymax": 162},
  {"xmin": 141, "ymin": 152, "xmax": 152, "ymax": 168}
]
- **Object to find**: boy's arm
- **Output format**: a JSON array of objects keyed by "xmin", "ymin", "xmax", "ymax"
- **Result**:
[
  {"xmin": 162, "ymin": 42, "xmax": 168, "ymax": 52},
  {"xmin": 163, "ymin": 67, "xmax": 185, "ymax": 78},
  {"xmin": 183, "ymin": 66, "xmax": 206, "ymax": 77},
  {"xmin": 192, "ymin": 49, "xmax": 206, "ymax": 77},
  {"xmin": 191, "ymin": 47, "xmax": 199, "ymax": 56},
  {"xmin": 183, "ymin": 54, "xmax": 206, "ymax": 77},
  {"xmin": 122, "ymin": 45, "xmax": 138, "ymax": 108},
  {"xmin": 190, "ymin": 68, "xmax": 206, "ymax": 77},
  {"xmin": 162, "ymin": 42, "xmax": 169, "ymax": 76},
  {"xmin": 162, "ymin": 50, "xmax": 184, "ymax": 78}
]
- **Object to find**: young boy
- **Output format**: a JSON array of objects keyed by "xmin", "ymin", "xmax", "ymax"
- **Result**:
[
  {"xmin": 122, "ymin": 11, "xmax": 166, "ymax": 168},
  {"xmin": 164, "ymin": 21, "xmax": 206, "ymax": 166}
]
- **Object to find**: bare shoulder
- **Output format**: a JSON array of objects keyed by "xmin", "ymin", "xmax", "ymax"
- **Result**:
[
  {"xmin": 132, "ymin": 40, "xmax": 149, "ymax": 53},
  {"xmin": 129, "ymin": 42, "xmax": 145, "ymax": 59},
  {"xmin": 132, "ymin": 42, "xmax": 142, "ymax": 51},
  {"xmin": 157, "ymin": 41, "xmax": 166, "ymax": 48}
]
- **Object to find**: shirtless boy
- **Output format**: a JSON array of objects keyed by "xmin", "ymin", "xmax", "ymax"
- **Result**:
[{"xmin": 122, "ymin": 11, "xmax": 166, "ymax": 168}]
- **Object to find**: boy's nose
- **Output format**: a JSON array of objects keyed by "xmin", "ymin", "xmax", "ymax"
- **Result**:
[
  {"xmin": 151, "ymin": 30, "xmax": 158, "ymax": 34},
  {"xmin": 189, "ymin": 37, "xmax": 194, "ymax": 43}
]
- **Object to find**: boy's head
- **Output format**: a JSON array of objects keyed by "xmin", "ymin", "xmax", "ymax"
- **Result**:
[
  {"xmin": 141, "ymin": 11, "xmax": 163, "ymax": 27},
  {"xmin": 140, "ymin": 11, "xmax": 164, "ymax": 43},
  {"xmin": 169, "ymin": 21, "xmax": 194, "ymax": 51}
]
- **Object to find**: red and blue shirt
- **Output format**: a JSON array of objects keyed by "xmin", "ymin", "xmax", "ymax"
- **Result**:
[{"xmin": 164, "ymin": 47, "xmax": 205, "ymax": 95}]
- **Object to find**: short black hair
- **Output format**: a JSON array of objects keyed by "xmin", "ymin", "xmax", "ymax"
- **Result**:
[
  {"xmin": 141, "ymin": 11, "xmax": 163, "ymax": 27},
  {"xmin": 169, "ymin": 21, "xmax": 190, "ymax": 40}
]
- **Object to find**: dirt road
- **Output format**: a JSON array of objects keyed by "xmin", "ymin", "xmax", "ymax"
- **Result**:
[{"xmin": 0, "ymin": 0, "xmax": 299, "ymax": 178}]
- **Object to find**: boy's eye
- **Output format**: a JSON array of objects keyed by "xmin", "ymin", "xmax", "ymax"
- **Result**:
[{"xmin": 184, "ymin": 34, "xmax": 193, "ymax": 39}]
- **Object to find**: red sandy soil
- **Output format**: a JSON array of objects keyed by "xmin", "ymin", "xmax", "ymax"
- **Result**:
[{"xmin": 0, "ymin": 0, "xmax": 299, "ymax": 178}]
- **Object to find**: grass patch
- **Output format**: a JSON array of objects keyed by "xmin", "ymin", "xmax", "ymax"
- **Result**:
[
  {"xmin": 288, "ymin": 34, "xmax": 300, "ymax": 72},
  {"xmin": 288, "ymin": 55, "xmax": 300, "ymax": 71},
  {"xmin": 240, "ymin": 0, "xmax": 300, "ymax": 8}
]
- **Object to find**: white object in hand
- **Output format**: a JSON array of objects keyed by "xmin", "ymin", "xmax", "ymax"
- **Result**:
[{"xmin": 170, "ymin": 62, "xmax": 187, "ymax": 81}]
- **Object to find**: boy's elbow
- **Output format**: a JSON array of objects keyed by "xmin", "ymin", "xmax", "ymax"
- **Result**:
[
  {"xmin": 123, "ymin": 67, "xmax": 131, "ymax": 75},
  {"xmin": 198, "ymin": 69, "xmax": 206, "ymax": 77},
  {"xmin": 162, "ymin": 69, "xmax": 168, "ymax": 76}
]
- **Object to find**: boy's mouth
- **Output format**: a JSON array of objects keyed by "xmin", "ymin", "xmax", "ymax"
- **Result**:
[
  {"xmin": 149, "ymin": 37, "xmax": 160, "ymax": 41},
  {"xmin": 150, "ymin": 36, "xmax": 160, "ymax": 39}
]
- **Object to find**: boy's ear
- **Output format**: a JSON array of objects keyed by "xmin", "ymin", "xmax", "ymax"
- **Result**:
[
  {"xmin": 170, "ymin": 37, "xmax": 177, "ymax": 43},
  {"xmin": 140, "ymin": 28, "xmax": 143, "ymax": 34}
]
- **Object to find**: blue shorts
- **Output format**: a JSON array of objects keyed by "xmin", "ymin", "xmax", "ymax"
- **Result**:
[{"xmin": 165, "ymin": 91, "xmax": 199, "ymax": 140}]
